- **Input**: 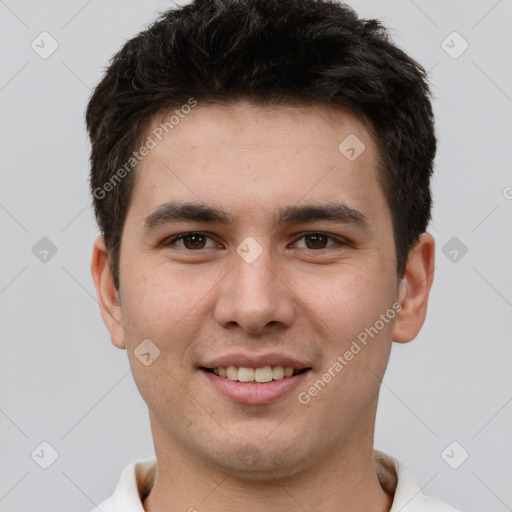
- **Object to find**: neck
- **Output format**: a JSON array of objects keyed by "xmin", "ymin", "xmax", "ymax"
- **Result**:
[{"xmin": 143, "ymin": 411, "xmax": 393, "ymax": 512}]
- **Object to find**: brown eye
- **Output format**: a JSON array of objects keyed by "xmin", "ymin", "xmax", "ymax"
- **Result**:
[
  {"xmin": 304, "ymin": 233, "xmax": 328, "ymax": 249},
  {"xmin": 166, "ymin": 233, "xmax": 215, "ymax": 250},
  {"xmin": 182, "ymin": 234, "xmax": 206, "ymax": 249},
  {"xmin": 292, "ymin": 232, "xmax": 342, "ymax": 250}
]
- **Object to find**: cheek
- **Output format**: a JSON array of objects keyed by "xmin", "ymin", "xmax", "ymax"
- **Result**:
[
  {"xmin": 118, "ymin": 271, "xmax": 196, "ymax": 397},
  {"xmin": 301, "ymin": 267, "xmax": 393, "ymax": 335},
  {"xmin": 119, "ymin": 265, "xmax": 201, "ymax": 423},
  {"xmin": 121, "ymin": 261, "xmax": 198, "ymax": 334},
  {"xmin": 298, "ymin": 271, "xmax": 395, "ymax": 430},
  {"xmin": 298, "ymin": 265, "xmax": 396, "ymax": 396}
]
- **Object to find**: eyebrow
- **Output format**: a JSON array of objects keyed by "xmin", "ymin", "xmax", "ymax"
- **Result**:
[{"xmin": 143, "ymin": 200, "xmax": 370, "ymax": 233}]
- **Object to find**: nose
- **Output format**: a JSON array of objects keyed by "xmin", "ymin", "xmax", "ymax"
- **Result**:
[{"xmin": 213, "ymin": 244, "xmax": 296, "ymax": 335}]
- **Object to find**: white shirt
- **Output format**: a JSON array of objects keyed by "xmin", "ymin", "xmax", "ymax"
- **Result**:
[{"xmin": 90, "ymin": 450, "xmax": 460, "ymax": 512}]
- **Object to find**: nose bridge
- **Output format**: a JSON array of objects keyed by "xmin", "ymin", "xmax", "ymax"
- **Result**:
[
  {"xmin": 214, "ymin": 241, "xmax": 295, "ymax": 333},
  {"xmin": 235, "ymin": 248, "xmax": 275, "ymax": 302}
]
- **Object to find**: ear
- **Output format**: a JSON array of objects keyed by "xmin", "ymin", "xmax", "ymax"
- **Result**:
[
  {"xmin": 393, "ymin": 232, "xmax": 435, "ymax": 344},
  {"xmin": 91, "ymin": 236, "xmax": 126, "ymax": 349}
]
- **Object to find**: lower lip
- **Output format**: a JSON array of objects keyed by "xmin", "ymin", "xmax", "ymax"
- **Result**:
[{"xmin": 200, "ymin": 369, "xmax": 310, "ymax": 405}]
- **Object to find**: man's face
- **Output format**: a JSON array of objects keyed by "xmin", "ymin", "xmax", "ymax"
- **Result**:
[{"xmin": 113, "ymin": 102, "xmax": 402, "ymax": 476}]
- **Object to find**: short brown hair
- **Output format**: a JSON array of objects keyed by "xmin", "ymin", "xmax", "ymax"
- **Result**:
[{"xmin": 86, "ymin": 0, "xmax": 436, "ymax": 291}]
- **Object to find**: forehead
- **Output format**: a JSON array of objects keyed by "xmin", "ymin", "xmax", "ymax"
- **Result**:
[{"xmin": 128, "ymin": 101, "xmax": 387, "ymax": 227}]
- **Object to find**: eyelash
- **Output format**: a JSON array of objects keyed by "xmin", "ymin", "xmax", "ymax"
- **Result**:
[{"xmin": 164, "ymin": 231, "xmax": 348, "ymax": 250}]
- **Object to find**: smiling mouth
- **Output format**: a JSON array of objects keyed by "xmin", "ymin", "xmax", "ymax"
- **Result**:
[{"xmin": 201, "ymin": 365, "xmax": 310, "ymax": 383}]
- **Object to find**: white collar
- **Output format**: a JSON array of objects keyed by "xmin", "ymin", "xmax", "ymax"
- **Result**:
[{"xmin": 91, "ymin": 450, "xmax": 460, "ymax": 512}]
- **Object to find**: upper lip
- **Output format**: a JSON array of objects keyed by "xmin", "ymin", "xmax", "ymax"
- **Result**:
[{"xmin": 200, "ymin": 353, "xmax": 311, "ymax": 370}]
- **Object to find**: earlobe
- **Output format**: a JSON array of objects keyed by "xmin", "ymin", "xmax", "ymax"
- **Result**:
[
  {"xmin": 91, "ymin": 236, "xmax": 126, "ymax": 349},
  {"xmin": 392, "ymin": 232, "xmax": 435, "ymax": 344}
]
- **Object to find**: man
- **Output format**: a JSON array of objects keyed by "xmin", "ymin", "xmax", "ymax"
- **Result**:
[{"xmin": 87, "ymin": 0, "xmax": 460, "ymax": 510}]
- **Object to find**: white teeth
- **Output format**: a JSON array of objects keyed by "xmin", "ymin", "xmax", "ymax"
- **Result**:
[
  {"xmin": 226, "ymin": 365, "xmax": 238, "ymax": 381},
  {"xmin": 272, "ymin": 366, "xmax": 284, "ymax": 380},
  {"xmin": 254, "ymin": 366, "xmax": 273, "ymax": 383},
  {"xmin": 211, "ymin": 364, "xmax": 301, "ymax": 382},
  {"xmin": 238, "ymin": 367, "xmax": 255, "ymax": 382}
]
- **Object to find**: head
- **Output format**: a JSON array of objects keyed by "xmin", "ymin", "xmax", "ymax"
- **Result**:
[{"xmin": 89, "ymin": 0, "xmax": 436, "ymax": 478}]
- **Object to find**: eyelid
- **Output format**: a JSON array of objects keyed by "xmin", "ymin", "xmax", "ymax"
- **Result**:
[
  {"xmin": 289, "ymin": 231, "xmax": 349, "ymax": 249},
  {"xmin": 164, "ymin": 231, "xmax": 349, "ymax": 250},
  {"xmin": 165, "ymin": 231, "xmax": 219, "ymax": 248}
]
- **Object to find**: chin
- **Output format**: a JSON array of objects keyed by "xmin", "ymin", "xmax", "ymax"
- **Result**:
[
  {"xmin": 216, "ymin": 450, "xmax": 309, "ymax": 481},
  {"xmin": 196, "ymin": 432, "xmax": 313, "ymax": 481}
]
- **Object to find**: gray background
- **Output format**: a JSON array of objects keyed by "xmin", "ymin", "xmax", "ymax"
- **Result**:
[{"xmin": 1, "ymin": 0, "xmax": 511, "ymax": 511}]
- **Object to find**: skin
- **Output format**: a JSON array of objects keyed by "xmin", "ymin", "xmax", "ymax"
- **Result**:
[{"xmin": 91, "ymin": 101, "xmax": 435, "ymax": 512}]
